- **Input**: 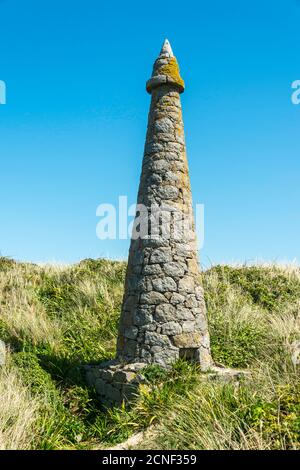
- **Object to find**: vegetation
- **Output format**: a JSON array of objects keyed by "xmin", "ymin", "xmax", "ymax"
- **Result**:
[{"xmin": 0, "ymin": 257, "xmax": 299, "ymax": 450}]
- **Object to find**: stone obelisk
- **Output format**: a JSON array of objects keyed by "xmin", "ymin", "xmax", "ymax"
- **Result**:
[{"xmin": 117, "ymin": 39, "xmax": 212, "ymax": 370}]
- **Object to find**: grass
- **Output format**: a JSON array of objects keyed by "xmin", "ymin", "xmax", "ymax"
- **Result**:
[{"xmin": 0, "ymin": 257, "xmax": 299, "ymax": 449}]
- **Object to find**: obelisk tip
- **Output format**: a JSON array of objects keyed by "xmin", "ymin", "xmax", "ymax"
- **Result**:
[{"xmin": 160, "ymin": 38, "xmax": 174, "ymax": 58}]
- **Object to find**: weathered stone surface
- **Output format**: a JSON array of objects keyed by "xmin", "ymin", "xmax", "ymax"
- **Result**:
[
  {"xmin": 140, "ymin": 291, "xmax": 166, "ymax": 305},
  {"xmin": 201, "ymin": 332, "xmax": 211, "ymax": 349},
  {"xmin": 176, "ymin": 305, "xmax": 195, "ymax": 321},
  {"xmin": 114, "ymin": 370, "xmax": 136, "ymax": 383},
  {"xmin": 158, "ymin": 185, "xmax": 179, "ymax": 200},
  {"xmin": 124, "ymin": 326, "xmax": 138, "ymax": 340},
  {"xmin": 185, "ymin": 295, "xmax": 199, "ymax": 308},
  {"xmin": 178, "ymin": 276, "xmax": 195, "ymax": 294},
  {"xmin": 84, "ymin": 363, "xmax": 147, "ymax": 408},
  {"xmin": 133, "ymin": 307, "xmax": 153, "ymax": 326},
  {"xmin": 195, "ymin": 314, "xmax": 208, "ymax": 331},
  {"xmin": 163, "ymin": 262, "xmax": 185, "ymax": 277},
  {"xmin": 181, "ymin": 321, "xmax": 196, "ymax": 333},
  {"xmin": 195, "ymin": 285, "xmax": 205, "ymax": 300},
  {"xmin": 161, "ymin": 321, "xmax": 182, "ymax": 336},
  {"xmin": 155, "ymin": 117, "xmax": 174, "ymax": 133},
  {"xmin": 172, "ymin": 332, "xmax": 202, "ymax": 348},
  {"xmin": 170, "ymin": 292, "xmax": 186, "ymax": 305},
  {"xmin": 152, "ymin": 277, "xmax": 177, "ymax": 292},
  {"xmin": 145, "ymin": 331, "xmax": 171, "ymax": 347},
  {"xmin": 152, "ymin": 348, "xmax": 179, "ymax": 367},
  {"xmin": 115, "ymin": 39, "xmax": 212, "ymax": 370},
  {"xmin": 143, "ymin": 264, "xmax": 162, "ymax": 275},
  {"xmin": 150, "ymin": 247, "xmax": 171, "ymax": 264},
  {"xmin": 155, "ymin": 303, "xmax": 176, "ymax": 322}
]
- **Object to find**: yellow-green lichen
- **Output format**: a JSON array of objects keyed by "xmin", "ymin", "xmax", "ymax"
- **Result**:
[{"xmin": 157, "ymin": 57, "xmax": 185, "ymax": 89}]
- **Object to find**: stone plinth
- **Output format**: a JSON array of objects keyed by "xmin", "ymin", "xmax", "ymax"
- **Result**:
[{"xmin": 85, "ymin": 361, "xmax": 147, "ymax": 409}]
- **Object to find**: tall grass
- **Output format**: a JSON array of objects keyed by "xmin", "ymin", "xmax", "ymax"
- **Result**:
[
  {"xmin": 0, "ymin": 359, "xmax": 40, "ymax": 450},
  {"xmin": 0, "ymin": 262, "xmax": 61, "ymax": 349},
  {"xmin": 0, "ymin": 257, "xmax": 299, "ymax": 450}
]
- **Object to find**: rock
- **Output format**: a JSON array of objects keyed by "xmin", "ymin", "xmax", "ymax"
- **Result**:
[
  {"xmin": 155, "ymin": 303, "xmax": 176, "ymax": 322},
  {"xmin": 164, "ymin": 170, "xmax": 179, "ymax": 183},
  {"xmin": 199, "ymin": 347, "xmax": 213, "ymax": 371},
  {"xmin": 173, "ymin": 243, "xmax": 193, "ymax": 258},
  {"xmin": 187, "ymin": 258, "xmax": 199, "ymax": 274},
  {"xmin": 107, "ymin": 384, "xmax": 122, "ymax": 403},
  {"xmin": 208, "ymin": 366, "xmax": 251, "ymax": 382},
  {"xmin": 176, "ymin": 305, "xmax": 195, "ymax": 321},
  {"xmin": 173, "ymin": 332, "xmax": 202, "ymax": 348},
  {"xmin": 123, "ymin": 295, "xmax": 138, "ymax": 310},
  {"xmin": 114, "ymin": 370, "xmax": 136, "ymax": 383},
  {"xmin": 185, "ymin": 295, "xmax": 199, "ymax": 308},
  {"xmin": 178, "ymin": 276, "xmax": 195, "ymax": 294},
  {"xmin": 195, "ymin": 314, "xmax": 208, "ymax": 331},
  {"xmin": 170, "ymin": 292, "xmax": 185, "ymax": 305},
  {"xmin": 149, "ymin": 247, "xmax": 171, "ymax": 264},
  {"xmin": 151, "ymin": 159, "xmax": 169, "ymax": 173},
  {"xmin": 152, "ymin": 348, "xmax": 179, "ymax": 367},
  {"xmin": 137, "ymin": 277, "xmax": 153, "ymax": 292},
  {"xmin": 143, "ymin": 264, "xmax": 162, "ymax": 275},
  {"xmin": 140, "ymin": 291, "xmax": 166, "ymax": 305},
  {"xmin": 124, "ymin": 326, "xmax": 138, "ymax": 340},
  {"xmin": 161, "ymin": 321, "xmax": 182, "ymax": 336},
  {"xmin": 201, "ymin": 332, "xmax": 210, "ymax": 349},
  {"xmin": 152, "ymin": 277, "xmax": 177, "ymax": 292},
  {"xmin": 123, "ymin": 339, "xmax": 138, "ymax": 358},
  {"xmin": 158, "ymin": 185, "xmax": 179, "ymax": 200},
  {"xmin": 155, "ymin": 117, "xmax": 174, "ymax": 133},
  {"xmin": 140, "ymin": 348, "xmax": 152, "ymax": 361},
  {"xmin": 133, "ymin": 307, "xmax": 153, "ymax": 326},
  {"xmin": 145, "ymin": 331, "xmax": 171, "ymax": 347},
  {"xmin": 145, "ymin": 142, "xmax": 164, "ymax": 154},
  {"xmin": 181, "ymin": 321, "xmax": 195, "ymax": 333},
  {"xmin": 86, "ymin": 370, "xmax": 95, "ymax": 387},
  {"xmin": 195, "ymin": 285, "xmax": 204, "ymax": 300},
  {"xmin": 123, "ymin": 363, "xmax": 147, "ymax": 372},
  {"xmin": 139, "ymin": 323, "xmax": 156, "ymax": 333},
  {"xmin": 163, "ymin": 262, "xmax": 185, "ymax": 277}
]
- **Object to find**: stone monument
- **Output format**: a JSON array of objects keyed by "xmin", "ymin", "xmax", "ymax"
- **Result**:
[{"xmin": 86, "ymin": 40, "xmax": 212, "ymax": 407}]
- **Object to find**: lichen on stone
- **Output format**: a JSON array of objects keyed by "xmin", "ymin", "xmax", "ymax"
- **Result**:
[{"xmin": 157, "ymin": 57, "xmax": 185, "ymax": 90}]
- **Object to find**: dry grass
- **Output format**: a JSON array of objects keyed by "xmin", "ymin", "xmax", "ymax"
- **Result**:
[
  {"xmin": 0, "ymin": 263, "xmax": 62, "ymax": 349},
  {"xmin": 0, "ymin": 358, "xmax": 41, "ymax": 450},
  {"xmin": 0, "ymin": 258, "xmax": 299, "ymax": 450}
]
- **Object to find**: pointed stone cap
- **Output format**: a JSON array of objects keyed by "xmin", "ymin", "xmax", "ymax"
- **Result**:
[{"xmin": 146, "ymin": 39, "xmax": 185, "ymax": 94}]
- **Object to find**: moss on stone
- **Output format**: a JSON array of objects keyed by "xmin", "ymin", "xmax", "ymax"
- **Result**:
[{"xmin": 157, "ymin": 57, "xmax": 185, "ymax": 89}]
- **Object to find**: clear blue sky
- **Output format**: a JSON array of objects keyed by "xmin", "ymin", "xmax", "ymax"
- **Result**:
[{"xmin": 0, "ymin": 0, "xmax": 299, "ymax": 266}]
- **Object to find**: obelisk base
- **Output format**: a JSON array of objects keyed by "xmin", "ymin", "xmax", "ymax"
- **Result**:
[{"xmin": 84, "ymin": 361, "xmax": 147, "ymax": 409}]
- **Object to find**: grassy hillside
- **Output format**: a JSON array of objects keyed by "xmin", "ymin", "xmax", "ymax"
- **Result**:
[{"xmin": 0, "ymin": 257, "xmax": 299, "ymax": 450}]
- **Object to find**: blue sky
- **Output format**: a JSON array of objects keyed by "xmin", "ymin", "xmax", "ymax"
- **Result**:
[{"xmin": 0, "ymin": 0, "xmax": 299, "ymax": 266}]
